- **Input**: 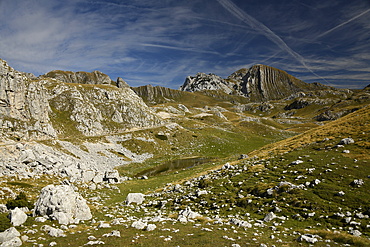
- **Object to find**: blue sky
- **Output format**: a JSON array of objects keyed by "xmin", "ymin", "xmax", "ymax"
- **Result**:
[{"xmin": 1, "ymin": 0, "xmax": 369, "ymax": 89}]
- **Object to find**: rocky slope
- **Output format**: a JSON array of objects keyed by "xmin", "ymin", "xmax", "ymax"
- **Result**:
[
  {"xmin": 41, "ymin": 70, "xmax": 114, "ymax": 85},
  {"xmin": 180, "ymin": 64, "xmax": 337, "ymax": 101},
  {"xmin": 0, "ymin": 59, "xmax": 163, "ymax": 141}
]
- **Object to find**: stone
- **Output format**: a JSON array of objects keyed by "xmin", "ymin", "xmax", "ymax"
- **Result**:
[
  {"xmin": 290, "ymin": 160, "xmax": 303, "ymax": 165},
  {"xmin": 85, "ymin": 240, "xmax": 105, "ymax": 245},
  {"xmin": 33, "ymin": 185, "xmax": 92, "ymax": 225},
  {"xmin": 146, "ymin": 224, "xmax": 156, "ymax": 231},
  {"xmin": 98, "ymin": 222, "xmax": 111, "ymax": 228},
  {"xmin": 339, "ymin": 138, "xmax": 355, "ymax": 145},
  {"xmin": 178, "ymin": 104, "xmax": 190, "ymax": 113},
  {"xmin": 0, "ymin": 227, "xmax": 20, "ymax": 243},
  {"xmin": 336, "ymin": 191, "xmax": 345, "ymax": 196},
  {"xmin": 35, "ymin": 217, "xmax": 47, "ymax": 222},
  {"xmin": 351, "ymin": 179, "xmax": 364, "ymax": 187},
  {"xmin": 41, "ymin": 225, "xmax": 66, "ymax": 237},
  {"xmin": 349, "ymin": 229, "xmax": 362, "ymax": 236},
  {"xmin": 104, "ymin": 170, "xmax": 120, "ymax": 183},
  {"xmin": 131, "ymin": 220, "xmax": 147, "ymax": 230},
  {"xmin": 0, "ymin": 237, "xmax": 22, "ymax": 247},
  {"xmin": 297, "ymin": 234, "xmax": 319, "ymax": 243},
  {"xmin": 116, "ymin": 77, "xmax": 129, "ymax": 88},
  {"xmin": 0, "ymin": 204, "xmax": 7, "ymax": 213},
  {"xmin": 125, "ymin": 193, "xmax": 145, "ymax": 205},
  {"xmin": 8, "ymin": 207, "xmax": 27, "ymax": 226},
  {"xmin": 177, "ymin": 207, "xmax": 202, "ymax": 222},
  {"xmin": 263, "ymin": 212, "xmax": 276, "ymax": 222},
  {"xmin": 229, "ymin": 218, "xmax": 252, "ymax": 228},
  {"xmin": 102, "ymin": 230, "xmax": 121, "ymax": 237}
]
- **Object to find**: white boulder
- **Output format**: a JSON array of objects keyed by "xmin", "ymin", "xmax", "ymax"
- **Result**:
[
  {"xmin": 0, "ymin": 227, "xmax": 20, "ymax": 244},
  {"xmin": 125, "ymin": 193, "xmax": 145, "ymax": 205},
  {"xmin": 131, "ymin": 220, "xmax": 147, "ymax": 230},
  {"xmin": 33, "ymin": 185, "xmax": 92, "ymax": 225},
  {"xmin": 8, "ymin": 208, "xmax": 27, "ymax": 226}
]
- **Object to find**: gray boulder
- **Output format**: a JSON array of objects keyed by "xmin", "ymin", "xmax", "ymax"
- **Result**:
[
  {"xmin": 33, "ymin": 185, "xmax": 92, "ymax": 224},
  {"xmin": 0, "ymin": 227, "xmax": 20, "ymax": 244},
  {"xmin": 0, "ymin": 237, "xmax": 22, "ymax": 247},
  {"xmin": 8, "ymin": 207, "xmax": 27, "ymax": 226}
]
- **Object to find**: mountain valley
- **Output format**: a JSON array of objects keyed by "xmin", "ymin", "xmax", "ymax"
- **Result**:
[{"xmin": 0, "ymin": 58, "xmax": 369, "ymax": 246}]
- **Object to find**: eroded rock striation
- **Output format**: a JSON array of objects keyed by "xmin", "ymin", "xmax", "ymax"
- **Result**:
[{"xmin": 180, "ymin": 64, "xmax": 330, "ymax": 101}]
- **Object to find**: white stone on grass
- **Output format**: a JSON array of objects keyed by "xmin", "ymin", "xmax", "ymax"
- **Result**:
[
  {"xmin": 8, "ymin": 207, "xmax": 27, "ymax": 226},
  {"xmin": 125, "ymin": 193, "xmax": 145, "ymax": 205},
  {"xmin": 33, "ymin": 185, "xmax": 92, "ymax": 225}
]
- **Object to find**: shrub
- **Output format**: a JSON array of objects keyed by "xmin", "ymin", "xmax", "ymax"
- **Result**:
[
  {"xmin": 6, "ymin": 192, "xmax": 34, "ymax": 210},
  {"xmin": 0, "ymin": 214, "xmax": 11, "ymax": 232}
]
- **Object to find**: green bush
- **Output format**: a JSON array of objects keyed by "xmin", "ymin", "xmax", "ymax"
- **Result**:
[
  {"xmin": 0, "ymin": 214, "xmax": 11, "ymax": 232},
  {"xmin": 6, "ymin": 192, "xmax": 34, "ymax": 210}
]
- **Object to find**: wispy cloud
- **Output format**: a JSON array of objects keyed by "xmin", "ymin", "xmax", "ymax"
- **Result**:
[
  {"xmin": 215, "ymin": 0, "xmax": 333, "ymax": 85},
  {"xmin": 317, "ymin": 8, "xmax": 370, "ymax": 38},
  {"xmin": 0, "ymin": 0, "xmax": 369, "ymax": 89}
]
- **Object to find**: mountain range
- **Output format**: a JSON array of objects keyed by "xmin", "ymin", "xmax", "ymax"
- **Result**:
[{"xmin": 0, "ymin": 58, "xmax": 369, "ymax": 246}]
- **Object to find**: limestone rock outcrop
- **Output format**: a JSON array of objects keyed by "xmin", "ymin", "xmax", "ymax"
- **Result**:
[
  {"xmin": 0, "ymin": 58, "xmax": 163, "ymax": 141},
  {"xmin": 42, "ymin": 70, "xmax": 113, "ymax": 85},
  {"xmin": 33, "ymin": 185, "xmax": 92, "ymax": 225},
  {"xmin": 179, "ymin": 64, "xmax": 331, "ymax": 101}
]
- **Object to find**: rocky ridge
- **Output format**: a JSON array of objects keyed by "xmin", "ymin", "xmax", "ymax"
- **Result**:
[
  {"xmin": 180, "ymin": 64, "xmax": 337, "ymax": 101},
  {"xmin": 0, "ymin": 58, "xmax": 164, "ymax": 141}
]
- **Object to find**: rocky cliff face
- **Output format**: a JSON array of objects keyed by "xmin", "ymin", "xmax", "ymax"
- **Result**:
[
  {"xmin": 179, "ymin": 64, "xmax": 331, "ymax": 101},
  {"xmin": 132, "ymin": 85, "xmax": 190, "ymax": 105},
  {"xmin": 179, "ymin": 73, "xmax": 233, "ymax": 94},
  {"xmin": 42, "ymin": 70, "xmax": 114, "ymax": 85},
  {"xmin": 0, "ymin": 59, "xmax": 163, "ymax": 141}
]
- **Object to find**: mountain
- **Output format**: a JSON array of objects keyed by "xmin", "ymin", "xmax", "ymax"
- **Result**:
[
  {"xmin": 1, "ymin": 58, "xmax": 369, "ymax": 246},
  {"xmin": 0, "ymin": 58, "xmax": 163, "ymax": 141},
  {"xmin": 180, "ymin": 64, "xmax": 332, "ymax": 101},
  {"xmin": 42, "ymin": 70, "xmax": 114, "ymax": 85}
]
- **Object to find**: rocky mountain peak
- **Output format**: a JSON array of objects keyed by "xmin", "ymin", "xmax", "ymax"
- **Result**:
[
  {"xmin": 180, "ymin": 64, "xmax": 330, "ymax": 101},
  {"xmin": 0, "ymin": 58, "xmax": 163, "ymax": 141}
]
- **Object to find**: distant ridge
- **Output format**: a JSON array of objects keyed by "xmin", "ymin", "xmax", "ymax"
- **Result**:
[{"xmin": 180, "ymin": 64, "xmax": 330, "ymax": 101}]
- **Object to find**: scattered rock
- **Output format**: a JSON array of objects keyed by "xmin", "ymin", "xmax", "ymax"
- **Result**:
[
  {"xmin": 349, "ymin": 229, "xmax": 362, "ymax": 237},
  {"xmin": 177, "ymin": 207, "xmax": 202, "ymax": 223},
  {"xmin": 102, "ymin": 230, "xmax": 120, "ymax": 237},
  {"xmin": 85, "ymin": 240, "xmax": 105, "ymax": 245},
  {"xmin": 351, "ymin": 179, "xmax": 364, "ymax": 187},
  {"xmin": 297, "ymin": 234, "xmax": 320, "ymax": 244},
  {"xmin": 41, "ymin": 225, "xmax": 66, "ymax": 237}
]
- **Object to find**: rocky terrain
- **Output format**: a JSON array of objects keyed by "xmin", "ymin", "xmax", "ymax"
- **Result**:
[
  {"xmin": 0, "ymin": 58, "xmax": 369, "ymax": 246},
  {"xmin": 179, "ymin": 64, "xmax": 344, "ymax": 101}
]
